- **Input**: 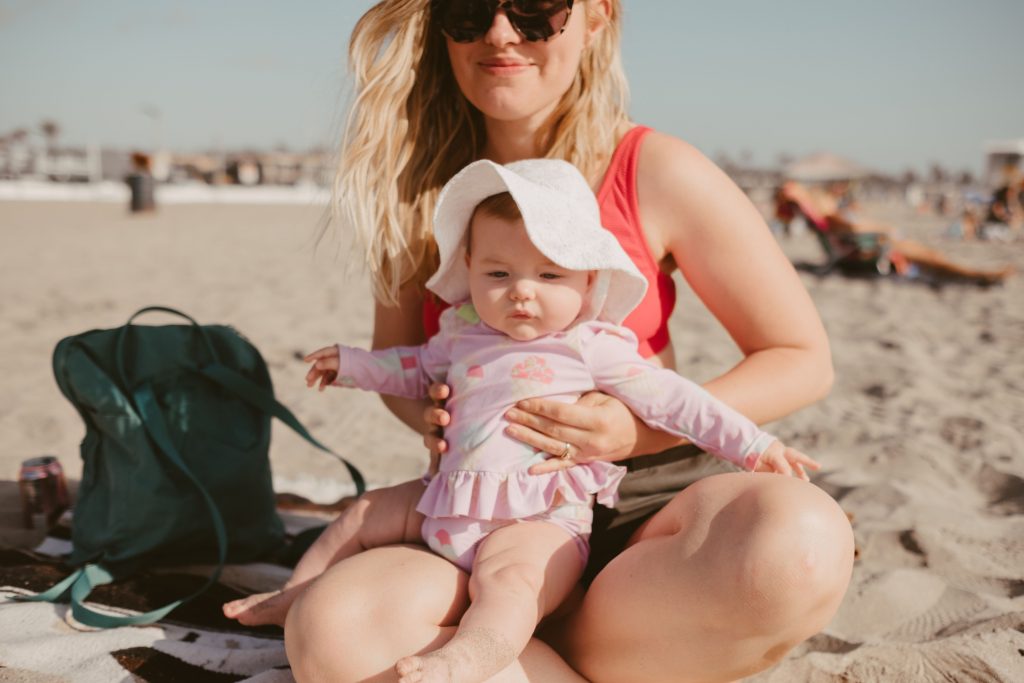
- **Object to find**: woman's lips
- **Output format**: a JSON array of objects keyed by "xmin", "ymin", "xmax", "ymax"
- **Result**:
[{"xmin": 479, "ymin": 59, "xmax": 532, "ymax": 76}]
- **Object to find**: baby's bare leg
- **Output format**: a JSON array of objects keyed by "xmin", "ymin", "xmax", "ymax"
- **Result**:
[
  {"xmin": 223, "ymin": 479, "xmax": 425, "ymax": 626},
  {"xmin": 395, "ymin": 521, "xmax": 583, "ymax": 683}
]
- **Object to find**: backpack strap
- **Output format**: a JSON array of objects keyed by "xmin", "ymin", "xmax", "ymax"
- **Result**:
[
  {"xmin": 23, "ymin": 563, "xmax": 197, "ymax": 628},
  {"xmin": 199, "ymin": 363, "xmax": 366, "ymax": 496},
  {"xmin": 121, "ymin": 306, "xmax": 220, "ymax": 362}
]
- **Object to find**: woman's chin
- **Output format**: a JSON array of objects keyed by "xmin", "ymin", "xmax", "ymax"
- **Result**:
[{"xmin": 468, "ymin": 91, "xmax": 560, "ymax": 127}]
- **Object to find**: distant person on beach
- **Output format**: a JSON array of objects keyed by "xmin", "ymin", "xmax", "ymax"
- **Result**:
[
  {"xmin": 225, "ymin": 2, "xmax": 855, "ymax": 681},
  {"xmin": 953, "ymin": 168, "xmax": 1024, "ymax": 242},
  {"xmin": 241, "ymin": 158, "xmax": 822, "ymax": 683},
  {"xmin": 982, "ymin": 171, "xmax": 1024, "ymax": 239},
  {"xmin": 126, "ymin": 152, "xmax": 156, "ymax": 213},
  {"xmin": 776, "ymin": 180, "xmax": 1014, "ymax": 284}
]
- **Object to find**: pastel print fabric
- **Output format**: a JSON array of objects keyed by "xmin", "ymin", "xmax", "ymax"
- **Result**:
[{"xmin": 334, "ymin": 303, "xmax": 776, "ymax": 524}]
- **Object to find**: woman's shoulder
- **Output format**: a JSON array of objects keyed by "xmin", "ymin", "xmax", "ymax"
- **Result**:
[
  {"xmin": 635, "ymin": 130, "xmax": 727, "ymax": 195},
  {"xmin": 631, "ymin": 129, "xmax": 744, "ymax": 252}
]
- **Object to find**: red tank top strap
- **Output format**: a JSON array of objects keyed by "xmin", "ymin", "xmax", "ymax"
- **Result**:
[{"xmin": 595, "ymin": 126, "xmax": 676, "ymax": 357}]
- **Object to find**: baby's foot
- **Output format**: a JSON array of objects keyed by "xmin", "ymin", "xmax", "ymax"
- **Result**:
[
  {"xmin": 222, "ymin": 587, "xmax": 296, "ymax": 626},
  {"xmin": 395, "ymin": 653, "xmax": 452, "ymax": 683},
  {"xmin": 395, "ymin": 628, "xmax": 515, "ymax": 683}
]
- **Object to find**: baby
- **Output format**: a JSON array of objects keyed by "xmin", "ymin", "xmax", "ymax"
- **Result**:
[{"xmin": 230, "ymin": 159, "xmax": 819, "ymax": 683}]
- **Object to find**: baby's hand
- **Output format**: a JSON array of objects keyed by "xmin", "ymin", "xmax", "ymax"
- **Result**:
[
  {"xmin": 754, "ymin": 440, "xmax": 821, "ymax": 481},
  {"xmin": 303, "ymin": 346, "xmax": 340, "ymax": 391}
]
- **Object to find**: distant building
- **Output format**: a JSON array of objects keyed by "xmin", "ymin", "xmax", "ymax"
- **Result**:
[
  {"xmin": 0, "ymin": 142, "xmax": 101, "ymax": 182},
  {"xmin": 984, "ymin": 139, "xmax": 1024, "ymax": 189},
  {"xmin": 167, "ymin": 149, "xmax": 333, "ymax": 187}
]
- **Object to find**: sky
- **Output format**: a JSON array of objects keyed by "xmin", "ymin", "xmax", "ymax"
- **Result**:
[{"xmin": 2, "ymin": 0, "xmax": 1022, "ymax": 176}]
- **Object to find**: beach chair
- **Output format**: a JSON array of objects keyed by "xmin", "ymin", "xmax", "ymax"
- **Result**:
[
  {"xmin": 783, "ymin": 201, "xmax": 893, "ymax": 277},
  {"xmin": 806, "ymin": 221, "xmax": 892, "ymax": 276}
]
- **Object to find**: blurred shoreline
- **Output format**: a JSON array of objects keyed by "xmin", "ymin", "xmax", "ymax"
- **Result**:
[{"xmin": 0, "ymin": 179, "xmax": 330, "ymax": 205}]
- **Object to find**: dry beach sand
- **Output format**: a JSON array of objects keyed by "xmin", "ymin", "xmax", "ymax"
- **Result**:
[{"xmin": 1, "ymin": 198, "xmax": 1022, "ymax": 681}]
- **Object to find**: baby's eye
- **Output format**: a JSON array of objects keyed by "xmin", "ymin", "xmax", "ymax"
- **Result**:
[
  {"xmin": 540, "ymin": 272, "xmax": 563, "ymax": 280},
  {"xmin": 486, "ymin": 270, "xmax": 509, "ymax": 279}
]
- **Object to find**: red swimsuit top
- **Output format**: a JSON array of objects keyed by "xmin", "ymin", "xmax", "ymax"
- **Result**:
[{"xmin": 423, "ymin": 125, "xmax": 676, "ymax": 358}]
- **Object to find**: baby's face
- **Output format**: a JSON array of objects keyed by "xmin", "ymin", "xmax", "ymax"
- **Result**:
[{"xmin": 466, "ymin": 213, "xmax": 592, "ymax": 341}]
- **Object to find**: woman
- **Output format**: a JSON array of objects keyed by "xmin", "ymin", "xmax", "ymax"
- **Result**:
[{"xmin": 274, "ymin": 2, "xmax": 855, "ymax": 681}]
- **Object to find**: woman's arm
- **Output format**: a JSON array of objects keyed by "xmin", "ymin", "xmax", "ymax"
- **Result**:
[{"xmin": 640, "ymin": 132, "xmax": 833, "ymax": 423}]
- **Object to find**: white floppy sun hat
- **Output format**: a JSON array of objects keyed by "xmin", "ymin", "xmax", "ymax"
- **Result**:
[{"xmin": 426, "ymin": 158, "xmax": 648, "ymax": 325}]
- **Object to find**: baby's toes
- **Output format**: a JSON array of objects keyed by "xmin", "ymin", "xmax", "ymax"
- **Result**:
[
  {"xmin": 223, "ymin": 591, "xmax": 284, "ymax": 624},
  {"xmin": 409, "ymin": 655, "xmax": 453, "ymax": 683},
  {"xmin": 395, "ymin": 655, "xmax": 424, "ymax": 682},
  {"xmin": 222, "ymin": 594, "xmax": 261, "ymax": 617}
]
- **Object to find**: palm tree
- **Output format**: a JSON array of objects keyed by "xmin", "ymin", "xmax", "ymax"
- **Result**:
[{"xmin": 40, "ymin": 120, "xmax": 60, "ymax": 154}]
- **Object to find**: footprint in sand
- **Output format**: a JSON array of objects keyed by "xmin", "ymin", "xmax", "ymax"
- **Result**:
[
  {"xmin": 800, "ymin": 633, "xmax": 861, "ymax": 655},
  {"xmin": 862, "ymin": 383, "xmax": 899, "ymax": 401},
  {"xmin": 897, "ymin": 529, "xmax": 927, "ymax": 560},
  {"xmin": 999, "ymin": 579, "xmax": 1024, "ymax": 598},
  {"xmin": 939, "ymin": 415, "xmax": 987, "ymax": 452},
  {"xmin": 975, "ymin": 464, "xmax": 1024, "ymax": 516},
  {"xmin": 830, "ymin": 569, "xmax": 946, "ymax": 641},
  {"xmin": 856, "ymin": 528, "xmax": 926, "ymax": 569},
  {"xmin": 888, "ymin": 585, "xmax": 992, "ymax": 641}
]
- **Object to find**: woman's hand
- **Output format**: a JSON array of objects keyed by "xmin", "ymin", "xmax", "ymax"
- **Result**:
[
  {"xmin": 507, "ymin": 392, "xmax": 681, "ymax": 475},
  {"xmin": 754, "ymin": 440, "xmax": 821, "ymax": 481},
  {"xmin": 423, "ymin": 382, "xmax": 451, "ymax": 476}
]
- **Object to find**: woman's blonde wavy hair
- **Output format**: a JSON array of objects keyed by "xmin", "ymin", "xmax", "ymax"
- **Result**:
[{"xmin": 334, "ymin": 0, "xmax": 629, "ymax": 306}]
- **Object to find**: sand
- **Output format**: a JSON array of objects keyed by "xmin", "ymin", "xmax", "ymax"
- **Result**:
[{"xmin": 1, "ymin": 198, "xmax": 1022, "ymax": 681}]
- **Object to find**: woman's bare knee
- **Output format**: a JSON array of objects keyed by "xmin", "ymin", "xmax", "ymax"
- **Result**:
[
  {"xmin": 556, "ymin": 473, "xmax": 854, "ymax": 682},
  {"xmin": 715, "ymin": 475, "xmax": 855, "ymax": 635}
]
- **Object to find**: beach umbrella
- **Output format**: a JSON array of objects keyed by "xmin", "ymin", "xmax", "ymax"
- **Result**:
[{"xmin": 785, "ymin": 152, "xmax": 873, "ymax": 183}]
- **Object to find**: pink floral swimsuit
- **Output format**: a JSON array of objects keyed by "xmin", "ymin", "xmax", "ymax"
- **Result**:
[{"xmin": 335, "ymin": 303, "xmax": 776, "ymax": 571}]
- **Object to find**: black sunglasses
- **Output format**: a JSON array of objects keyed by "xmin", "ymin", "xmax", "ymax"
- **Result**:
[{"xmin": 432, "ymin": 0, "xmax": 575, "ymax": 43}]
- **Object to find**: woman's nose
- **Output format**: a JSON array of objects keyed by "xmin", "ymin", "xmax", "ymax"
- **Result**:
[{"xmin": 483, "ymin": 8, "xmax": 522, "ymax": 46}]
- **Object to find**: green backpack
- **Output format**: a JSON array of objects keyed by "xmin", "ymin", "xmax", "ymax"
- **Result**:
[{"xmin": 21, "ymin": 306, "xmax": 365, "ymax": 628}]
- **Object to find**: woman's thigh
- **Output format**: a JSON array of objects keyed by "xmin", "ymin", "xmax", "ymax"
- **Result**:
[
  {"xmin": 544, "ymin": 472, "xmax": 855, "ymax": 683},
  {"xmin": 284, "ymin": 542, "xmax": 592, "ymax": 683},
  {"xmin": 285, "ymin": 544, "xmax": 470, "ymax": 682}
]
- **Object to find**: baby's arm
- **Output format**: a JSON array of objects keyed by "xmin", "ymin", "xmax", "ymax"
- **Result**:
[
  {"xmin": 583, "ymin": 325, "xmax": 819, "ymax": 477},
  {"xmin": 305, "ymin": 327, "xmax": 454, "ymax": 400}
]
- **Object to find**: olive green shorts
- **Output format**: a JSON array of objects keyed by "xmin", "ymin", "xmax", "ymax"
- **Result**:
[{"xmin": 582, "ymin": 445, "xmax": 734, "ymax": 585}]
